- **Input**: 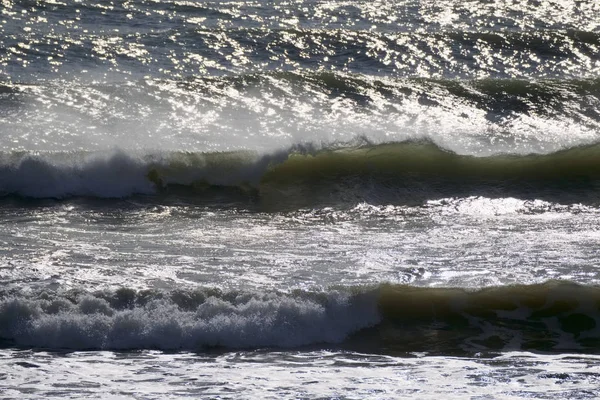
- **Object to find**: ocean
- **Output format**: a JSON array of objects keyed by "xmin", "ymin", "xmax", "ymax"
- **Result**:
[{"xmin": 1, "ymin": 0, "xmax": 600, "ymax": 398}]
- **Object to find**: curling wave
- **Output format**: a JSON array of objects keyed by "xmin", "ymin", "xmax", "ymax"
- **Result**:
[{"xmin": 2, "ymin": 141, "xmax": 600, "ymax": 205}]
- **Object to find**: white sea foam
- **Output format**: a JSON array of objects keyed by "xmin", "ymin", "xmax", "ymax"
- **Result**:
[{"xmin": 0, "ymin": 290, "xmax": 380, "ymax": 350}]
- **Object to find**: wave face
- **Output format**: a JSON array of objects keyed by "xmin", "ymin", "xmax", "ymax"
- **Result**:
[
  {"xmin": 373, "ymin": 281, "xmax": 600, "ymax": 354},
  {"xmin": 2, "ymin": 282, "xmax": 600, "ymax": 354},
  {"xmin": 2, "ymin": 142, "xmax": 600, "ymax": 206}
]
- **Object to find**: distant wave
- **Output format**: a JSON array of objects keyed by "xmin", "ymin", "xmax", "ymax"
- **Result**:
[
  {"xmin": 3, "ymin": 26, "xmax": 599, "ymax": 80},
  {"xmin": 4, "ymin": 74, "xmax": 600, "ymax": 120},
  {"xmin": 1, "ymin": 281, "xmax": 599, "ymax": 354},
  {"xmin": 2, "ymin": 141, "xmax": 600, "ymax": 205},
  {"xmin": 3, "ymin": 73, "xmax": 599, "ymax": 173}
]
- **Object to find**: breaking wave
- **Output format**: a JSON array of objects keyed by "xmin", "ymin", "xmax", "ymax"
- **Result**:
[
  {"xmin": 0, "ymin": 287, "xmax": 379, "ymax": 351},
  {"xmin": 2, "ymin": 141, "xmax": 600, "ymax": 205},
  {"xmin": 2, "ymin": 281, "xmax": 600, "ymax": 354}
]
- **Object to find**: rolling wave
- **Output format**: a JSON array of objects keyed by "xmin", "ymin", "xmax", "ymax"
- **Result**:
[
  {"xmin": 2, "ymin": 141, "xmax": 600, "ymax": 205},
  {"xmin": 1, "ymin": 281, "xmax": 599, "ymax": 354}
]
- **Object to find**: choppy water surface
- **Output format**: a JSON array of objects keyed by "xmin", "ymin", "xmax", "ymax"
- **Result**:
[{"xmin": 2, "ymin": 0, "xmax": 600, "ymax": 398}]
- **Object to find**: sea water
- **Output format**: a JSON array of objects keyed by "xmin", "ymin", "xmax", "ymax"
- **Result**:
[{"xmin": 1, "ymin": 1, "xmax": 600, "ymax": 398}]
